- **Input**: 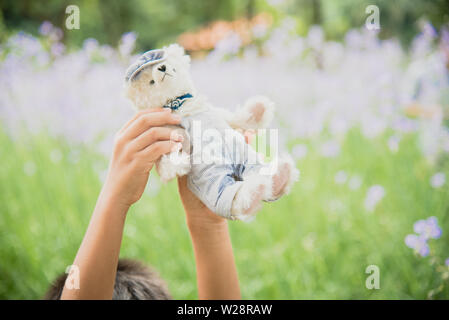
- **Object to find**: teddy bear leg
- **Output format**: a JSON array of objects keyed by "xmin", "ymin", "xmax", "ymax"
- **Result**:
[
  {"xmin": 156, "ymin": 151, "xmax": 191, "ymax": 183},
  {"xmin": 264, "ymin": 155, "xmax": 299, "ymax": 202},
  {"xmin": 230, "ymin": 172, "xmax": 273, "ymax": 219},
  {"xmin": 229, "ymin": 96, "xmax": 275, "ymax": 130}
]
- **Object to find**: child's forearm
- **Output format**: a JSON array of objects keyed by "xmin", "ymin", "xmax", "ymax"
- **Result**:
[
  {"xmin": 60, "ymin": 109, "xmax": 181, "ymax": 300},
  {"xmin": 187, "ymin": 220, "xmax": 241, "ymax": 300},
  {"xmin": 60, "ymin": 191, "xmax": 128, "ymax": 300}
]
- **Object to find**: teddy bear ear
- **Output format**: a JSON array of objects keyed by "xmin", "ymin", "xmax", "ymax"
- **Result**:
[{"xmin": 165, "ymin": 43, "xmax": 191, "ymax": 68}]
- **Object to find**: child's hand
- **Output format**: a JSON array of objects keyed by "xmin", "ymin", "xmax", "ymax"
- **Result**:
[
  {"xmin": 177, "ymin": 176, "xmax": 225, "ymax": 229},
  {"xmin": 102, "ymin": 108, "xmax": 183, "ymax": 210}
]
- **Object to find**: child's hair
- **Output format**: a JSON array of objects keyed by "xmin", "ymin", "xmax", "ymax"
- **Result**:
[{"xmin": 43, "ymin": 259, "xmax": 172, "ymax": 300}]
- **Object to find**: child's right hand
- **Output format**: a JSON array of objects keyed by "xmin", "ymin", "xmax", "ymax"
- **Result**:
[{"xmin": 101, "ymin": 108, "xmax": 183, "ymax": 211}]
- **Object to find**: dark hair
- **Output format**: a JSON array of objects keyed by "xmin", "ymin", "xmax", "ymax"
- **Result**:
[{"xmin": 43, "ymin": 259, "xmax": 172, "ymax": 300}]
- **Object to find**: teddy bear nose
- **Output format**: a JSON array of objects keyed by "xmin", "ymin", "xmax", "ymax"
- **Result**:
[{"xmin": 158, "ymin": 65, "xmax": 166, "ymax": 72}]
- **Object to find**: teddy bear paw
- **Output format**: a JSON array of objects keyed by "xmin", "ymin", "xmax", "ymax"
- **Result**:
[
  {"xmin": 229, "ymin": 96, "xmax": 275, "ymax": 130},
  {"xmin": 157, "ymin": 152, "xmax": 191, "ymax": 183},
  {"xmin": 265, "ymin": 155, "xmax": 299, "ymax": 202},
  {"xmin": 230, "ymin": 173, "xmax": 273, "ymax": 220}
]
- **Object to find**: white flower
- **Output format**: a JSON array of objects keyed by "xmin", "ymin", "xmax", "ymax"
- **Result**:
[
  {"xmin": 320, "ymin": 140, "xmax": 340, "ymax": 158},
  {"xmin": 334, "ymin": 170, "xmax": 347, "ymax": 184},
  {"xmin": 267, "ymin": 0, "xmax": 286, "ymax": 6},
  {"xmin": 430, "ymin": 172, "xmax": 445, "ymax": 188},
  {"xmin": 361, "ymin": 115, "xmax": 386, "ymax": 139},
  {"xmin": 292, "ymin": 144, "xmax": 308, "ymax": 159},
  {"xmin": 24, "ymin": 161, "xmax": 36, "ymax": 176},
  {"xmin": 348, "ymin": 175, "xmax": 362, "ymax": 190},
  {"xmin": 68, "ymin": 150, "xmax": 80, "ymax": 164},
  {"xmin": 252, "ymin": 24, "xmax": 268, "ymax": 39},
  {"xmin": 50, "ymin": 149, "xmax": 63, "ymax": 163},
  {"xmin": 214, "ymin": 32, "xmax": 242, "ymax": 55},
  {"xmin": 387, "ymin": 135, "xmax": 400, "ymax": 153},
  {"xmin": 307, "ymin": 25, "xmax": 324, "ymax": 50},
  {"xmin": 364, "ymin": 185, "xmax": 385, "ymax": 212}
]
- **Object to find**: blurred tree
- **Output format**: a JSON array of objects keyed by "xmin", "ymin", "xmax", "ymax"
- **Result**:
[
  {"xmin": 317, "ymin": 0, "xmax": 445, "ymax": 45},
  {"xmin": 0, "ymin": 0, "xmax": 261, "ymax": 49},
  {"xmin": 285, "ymin": 0, "xmax": 449, "ymax": 46},
  {"xmin": 0, "ymin": 0, "xmax": 448, "ymax": 49},
  {"xmin": 311, "ymin": 0, "xmax": 321, "ymax": 25}
]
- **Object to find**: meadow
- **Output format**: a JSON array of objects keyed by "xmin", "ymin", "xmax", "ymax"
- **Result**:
[{"xmin": 1, "ymin": 20, "xmax": 449, "ymax": 299}]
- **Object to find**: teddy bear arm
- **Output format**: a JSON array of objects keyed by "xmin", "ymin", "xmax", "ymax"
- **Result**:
[
  {"xmin": 155, "ymin": 126, "xmax": 191, "ymax": 183},
  {"xmin": 228, "ymin": 96, "xmax": 275, "ymax": 130}
]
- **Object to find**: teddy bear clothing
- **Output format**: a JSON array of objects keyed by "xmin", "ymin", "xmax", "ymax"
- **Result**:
[{"xmin": 180, "ymin": 108, "xmax": 263, "ymax": 219}]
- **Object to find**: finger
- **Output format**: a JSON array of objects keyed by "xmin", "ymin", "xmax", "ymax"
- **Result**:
[
  {"xmin": 244, "ymin": 129, "xmax": 255, "ymax": 144},
  {"xmin": 123, "ymin": 110, "xmax": 181, "ymax": 141},
  {"xmin": 118, "ymin": 108, "xmax": 166, "ymax": 135},
  {"xmin": 131, "ymin": 127, "xmax": 183, "ymax": 151},
  {"xmin": 140, "ymin": 140, "xmax": 182, "ymax": 164}
]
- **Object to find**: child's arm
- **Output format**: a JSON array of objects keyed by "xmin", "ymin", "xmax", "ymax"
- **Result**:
[
  {"xmin": 178, "ymin": 176, "xmax": 241, "ymax": 300},
  {"xmin": 61, "ymin": 108, "xmax": 182, "ymax": 300},
  {"xmin": 176, "ymin": 131, "xmax": 253, "ymax": 300}
]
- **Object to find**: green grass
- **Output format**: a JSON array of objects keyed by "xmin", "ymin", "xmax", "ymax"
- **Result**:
[{"xmin": 1, "ymin": 128, "xmax": 449, "ymax": 299}]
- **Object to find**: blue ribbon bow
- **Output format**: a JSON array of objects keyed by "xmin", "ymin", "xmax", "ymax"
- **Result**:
[{"xmin": 163, "ymin": 93, "xmax": 193, "ymax": 111}]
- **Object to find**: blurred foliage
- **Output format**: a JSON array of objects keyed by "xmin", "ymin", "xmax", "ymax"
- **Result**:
[
  {"xmin": 288, "ymin": 0, "xmax": 449, "ymax": 46},
  {"xmin": 0, "ymin": 0, "xmax": 259, "ymax": 50},
  {"xmin": 1, "ymin": 0, "xmax": 448, "ymax": 50},
  {"xmin": 2, "ymin": 127, "xmax": 449, "ymax": 299}
]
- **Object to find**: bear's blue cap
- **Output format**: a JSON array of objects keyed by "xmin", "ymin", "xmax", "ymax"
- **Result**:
[{"xmin": 125, "ymin": 49, "xmax": 166, "ymax": 82}]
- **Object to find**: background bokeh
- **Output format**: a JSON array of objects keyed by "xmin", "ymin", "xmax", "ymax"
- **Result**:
[{"xmin": 1, "ymin": 0, "xmax": 449, "ymax": 299}]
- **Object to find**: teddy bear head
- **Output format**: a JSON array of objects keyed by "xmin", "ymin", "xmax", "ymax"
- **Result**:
[{"xmin": 124, "ymin": 44, "xmax": 194, "ymax": 110}]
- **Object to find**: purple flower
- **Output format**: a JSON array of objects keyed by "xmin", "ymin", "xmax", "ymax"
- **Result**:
[
  {"xmin": 83, "ymin": 38, "xmax": 99, "ymax": 54},
  {"xmin": 49, "ymin": 28, "xmax": 63, "ymax": 42},
  {"xmin": 413, "ymin": 216, "xmax": 442, "ymax": 239},
  {"xmin": 445, "ymin": 258, "xmax": 449, "ymax": 266},
  {"xmin": 405, "ymin": 234, "xmax": 430, "ymax": 257},
  {"xmin": 421, "ymin": 21, "xmax": 438, "ymax": 40},
  {"xmin": 441, "ymin": 27, "xmax": 449, "ymax": 48},
  {"xmin": 119, "ymin": 32, "xmax": 137, "ymax": 56},
  {"xmin": 51, "ymin": 42, "xmax": 65, "ymax": 56},
  {"xmin": 39, "ymin": 21, "xmax": 53, "ymax": 36}
]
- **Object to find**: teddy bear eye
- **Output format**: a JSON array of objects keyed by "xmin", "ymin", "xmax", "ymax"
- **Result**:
[{"xmin": 149, "ymin": 80, "xmax": 155, "ymax": 85}]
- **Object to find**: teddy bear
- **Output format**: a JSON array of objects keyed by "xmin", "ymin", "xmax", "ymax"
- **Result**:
[{"xmin": 124, "ymin": 44, "xmax": 298, "ymax": 220}]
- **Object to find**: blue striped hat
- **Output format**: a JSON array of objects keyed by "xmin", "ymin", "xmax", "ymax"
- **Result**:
[{"xmin": 125, "ymin": 49, "xmax": 166, "ymax": 82}]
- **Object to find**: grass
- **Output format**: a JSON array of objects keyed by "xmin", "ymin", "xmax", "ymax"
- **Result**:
[{"xmin": 1, "ymin": 128, "xmax": 449, "ymax": 299}]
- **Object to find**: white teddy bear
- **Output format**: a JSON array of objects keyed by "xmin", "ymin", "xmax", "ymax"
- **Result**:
[{"xmin": 125, "ymin": 44, "xmax": 298, "ymax": 220}]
